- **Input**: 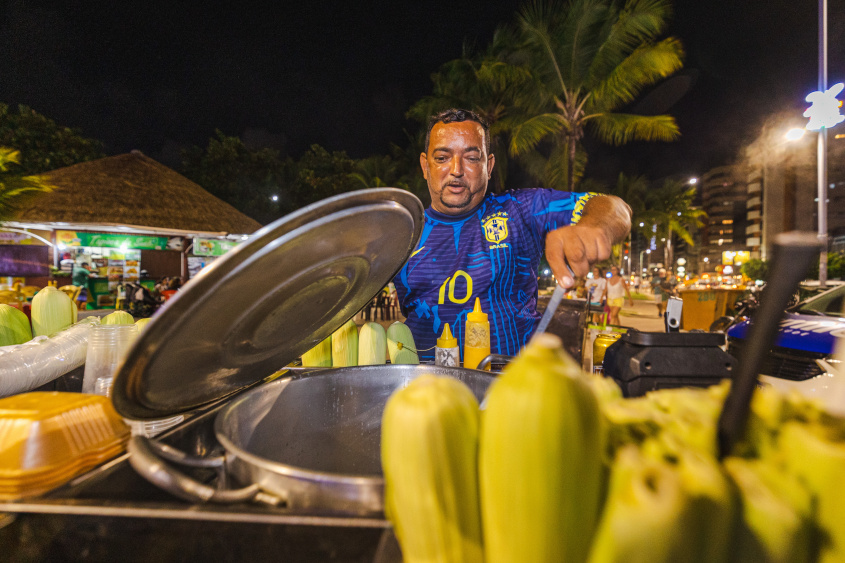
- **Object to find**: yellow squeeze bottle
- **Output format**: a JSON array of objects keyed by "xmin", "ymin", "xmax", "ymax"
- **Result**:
[
  {"xmin": 463, "ymin": 298, "xmax": 491, "ymax": 371},
  {"xmin": 435, "ymin": 323, "xmax": 459, "ymax": 367}
]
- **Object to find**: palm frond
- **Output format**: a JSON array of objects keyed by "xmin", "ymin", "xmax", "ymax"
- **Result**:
[
  {"xmin": 590, "ymin": 38, "xmax": 684, "ymax": 109},
  {"xmin": 589, "ymin": 112, "xmax": 679, "ymax": 145},
  {"xmin": 508, "ymin": 113, "xmax": 565, "ymax": 156},
  {"xmin": 0, "ymin": 174, "xmax": 53, "ymax": 220}
]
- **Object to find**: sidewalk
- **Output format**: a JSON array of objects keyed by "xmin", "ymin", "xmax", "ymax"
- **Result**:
[
  {"xmin": 618, "ymin": 296, "xmax": 666, "ymax": 332},
  {"xmin": 352, "ymin": 294, "xmax": 668, "ymax": 333}
]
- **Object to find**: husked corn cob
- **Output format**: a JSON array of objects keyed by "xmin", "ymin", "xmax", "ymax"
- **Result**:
[
  {"xmin": 723, "ymin": 456, "xmax": 814, "ymax": 563},
  {"xmin": 331, "ymin": 319, "xmax": 358, "ymax": 367},
  {"xmin": 480, "ymin": 333, "xmax": 604, "ymax": 563},
  {"xmin": 302, "ymin": 336, "xmax": 332, "ymax": 367},
  {"xmin": 778, "ymin": 421, "xmax": 845, "ymax": 563},
  {"xmin": 381, "ymin": 374, "xmax": 483, "ymax": 563},
  {"xmin": 588, "ymin": 445, "xmax": 698, "ymax": 563},
  {"xmin": 358, "ymin": 322, "xmax": 387, "ymax": 365}
]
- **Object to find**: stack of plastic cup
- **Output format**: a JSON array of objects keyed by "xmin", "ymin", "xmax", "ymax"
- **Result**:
[{"xmin": 82, "ymin": 324, "xmax": 139, "ymax": 397}]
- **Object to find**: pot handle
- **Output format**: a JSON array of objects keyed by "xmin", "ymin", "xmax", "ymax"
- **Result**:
[
  {"xmin": 476, "ymin": 354, "xmax": 513, "ymax": 371},
  {"xmin": 128, "ymin": 435, "xmax": 281, "ymax": 505}
]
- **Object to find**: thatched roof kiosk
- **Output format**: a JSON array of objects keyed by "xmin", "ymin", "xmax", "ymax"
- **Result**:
[{"xmin": 10, "ymin": 152, "xmax": 262, "ymax": 236}]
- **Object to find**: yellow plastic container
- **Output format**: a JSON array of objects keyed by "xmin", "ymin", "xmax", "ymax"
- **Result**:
[
  {"xmin": 0, "ymin": 392, "xmax": 130, "ymax": 499},
  {"xmin": 464, "ymin": 298, "xmax": 491, "ymax": 371}
]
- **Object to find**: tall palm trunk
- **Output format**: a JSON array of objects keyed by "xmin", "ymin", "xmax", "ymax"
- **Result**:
[{"xmin": 567, "ymin": 135, "xmax": 576, "ymax": 191}]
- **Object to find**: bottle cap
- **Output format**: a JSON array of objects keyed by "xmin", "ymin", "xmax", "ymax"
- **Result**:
[
  {"xmin": 436, "ymin": 323, "xmax": 458, "ymax": 348},
  {"xmin": 466, "ymin": 297, "xmax": 488, "ymax": 323}
]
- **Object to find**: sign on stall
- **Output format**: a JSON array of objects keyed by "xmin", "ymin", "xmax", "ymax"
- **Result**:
[
  {"xmin": 56, "ymin": 231, "xmax": 182, "ymax": 251},
  {"xmin": 192, "ymin": 237, "xmax": 238, "ymax": 256}
]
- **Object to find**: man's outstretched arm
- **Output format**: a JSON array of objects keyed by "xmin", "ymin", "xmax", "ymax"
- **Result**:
[{"xmin": 545, "ymin": 195, "xmax": 632, "ymax": 287}]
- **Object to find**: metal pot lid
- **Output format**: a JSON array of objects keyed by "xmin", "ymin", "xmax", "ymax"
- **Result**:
[{"xmin": 112, "ymin": 188, "xmax": 424, "ymax": 419}]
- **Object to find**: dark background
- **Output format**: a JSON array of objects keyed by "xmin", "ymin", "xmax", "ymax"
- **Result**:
[{"xmin": 1, "ymin": 0, "xmax": 842, "ymax": 184}]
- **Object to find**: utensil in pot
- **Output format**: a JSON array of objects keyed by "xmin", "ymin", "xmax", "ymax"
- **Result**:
[{"xmin": 716, "ymin": 231, "xmax": 820, "ymax": 459}]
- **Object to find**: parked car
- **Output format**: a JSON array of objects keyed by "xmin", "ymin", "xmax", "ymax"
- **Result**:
[{"xmin": 726, "ymin": 283, "xmax": 845, "ymax": 402}]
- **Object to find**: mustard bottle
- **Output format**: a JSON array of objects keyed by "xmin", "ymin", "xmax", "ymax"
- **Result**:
[
  {"xmin": 463, "ymin": 298, "xmax": 491, "ymax": 371},
  {"xmin": 435, "ymin": 323, "xmax": 460, "ymax": 367}
]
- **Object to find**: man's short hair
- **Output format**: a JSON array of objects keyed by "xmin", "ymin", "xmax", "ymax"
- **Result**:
[{"xmin": 425, "ymin": 109, "xmax": 491, "ymax": 154}]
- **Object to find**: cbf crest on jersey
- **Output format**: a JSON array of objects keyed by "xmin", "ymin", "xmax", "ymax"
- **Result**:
[{"xmin": 483, "ymin": 214, "xmax": 509, "ymax": 244}]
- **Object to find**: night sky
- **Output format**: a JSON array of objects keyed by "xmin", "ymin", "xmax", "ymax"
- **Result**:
[{"xmin": 2, "ymin": 0, "xmax": 843, "ymax": 185}]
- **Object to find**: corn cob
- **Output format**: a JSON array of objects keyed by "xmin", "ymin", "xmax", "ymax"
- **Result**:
[
  {"xmin": 358, "ymin": 322, "xmax": 387, "ymax": 365},
  {"xmin": 778, "ymin": 421, "xmax": 845, "ymax": 563},
  {"xmin": 0, "ymin": 303, "xmax": 32, "ymax": 346},
  {"xmin": 386, "ymin": 321, "xmax": 419, "ymax": 364},
  {"xmin": 31, "ymin": 286, "xmax": 75, "ymax": 337},
  {"xmin": 642, "ymin": 435, "xmax": 736, "ymax": 563},
  {"xmin": 587, "ymin": 445, "xmax": 689, "ymax": 563},
  {"xmin": 101, "ymin": 310, "xmax": 135, "ymax": 325},
  {"xmin": 301, "ymin": 335, "xmax": 332, "ymax": 367},
  {"xmin": 331, "ymin": 319, "xmax": 358, "ymax": 367},
  {"xmin": 480, "ymin": 333, "xmax": 604, "ymax": 563},
  {"xmin": 723, "ymin": 457, "xmax": 815, "ymax": 563},
  {"xmin": 381, "ymin": 374, "xmax": 483, "ymax": 563}
]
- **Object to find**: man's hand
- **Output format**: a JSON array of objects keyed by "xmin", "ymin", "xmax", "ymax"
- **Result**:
[
  {"xmin": 545, "ymin": 194, "xmax": 632, "ymax": 288},
  {"xmin": 545, "ymin": 225, "xmax": 613, "ymax": 287}
]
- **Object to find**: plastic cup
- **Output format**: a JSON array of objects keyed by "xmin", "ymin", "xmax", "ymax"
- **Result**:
[{"xmin": 82, "ymin": 324, "xmax": 138, "ymax": 396}]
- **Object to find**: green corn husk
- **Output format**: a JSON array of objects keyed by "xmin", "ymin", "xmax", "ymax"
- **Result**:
[
  {"xmin": 0, "ymin": 303, "xmax": 32, "ymax": 346},
  {"xmin": 381, "ymin": 374, "xmax": 483, "ymax": 563},
  {"xmin": 31, "ymin": 286, "xmax": 75, "ymax": 337},
  {"xmin": 641, "ymin": 435, "xmax": 737, "ymax": 563},
  {"xmin": 723, "ymin": 457, "xmax": 815, "ymax": 563},
  {"xmin": 101, "ymin": 310, "xmax": 135, "ymax": 325},
  {"xmin": 778, "ymin": 421, "xmax": 845, "ymax": 563},
  {"xmin": 331, "ymin": 319, "xmax": 358, "ymax": 367},
  {"xmin": 301, "ymin": 335, "xmax": 332, "ymax": 367},
  {"xmin": 357, "ymin": 322, "xmax": 386, "ymax": 365},
  {"xmin": 480, "ymin": 333, "xmax": 605, "ymax": 563},
  {"xmin": 386, "ymin": 321, "xmax": 419, "ymax": 364},
  {"xmin": 587, "ymin": 446, "xmax": 691, "ymax": 563},
  {"xmin": 134, "ymin": 317, "xmax": 152, "ymax": 332}
]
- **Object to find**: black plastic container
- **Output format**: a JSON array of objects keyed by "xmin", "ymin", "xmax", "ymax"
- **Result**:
[{"xmin": 602, "ymin": 331, "xmax": 736, "ymax": 397}]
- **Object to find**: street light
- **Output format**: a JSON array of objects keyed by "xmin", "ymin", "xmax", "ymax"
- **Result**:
[{"xmin": 785, "ymin": 128, "xmax": 806, "ymax": 141}]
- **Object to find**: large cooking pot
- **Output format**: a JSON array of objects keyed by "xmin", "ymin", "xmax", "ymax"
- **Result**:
[{"xmin": 128, "ymin": 364, "xmax": 494, "ymax": 515}]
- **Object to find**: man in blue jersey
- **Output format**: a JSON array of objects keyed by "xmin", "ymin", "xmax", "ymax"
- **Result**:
[{"xmin": 394, "ymin": 108, "xmax": 632, "ymax": 362}]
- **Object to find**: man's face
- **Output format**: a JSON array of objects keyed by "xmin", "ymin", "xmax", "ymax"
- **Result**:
[{"xmin": 420, "ymin": 120, "xmax": 494, "ymax": 215}]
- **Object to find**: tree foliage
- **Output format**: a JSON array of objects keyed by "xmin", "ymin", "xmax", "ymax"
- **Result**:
[
  {"xmin": 501, "ymin": 0, "xmax": 683, "ymax": 190},
  {"xmin": 0, "ymin": 148, "xmax": 54, "ymax": 222},
  {"xmin": 0, "ymin": 104, "xmax": 105, "ymax": 175},
  {"xmin": 180, "ymin": 131, "xmax": 290, "ymax": 224},
  {"xmin": 741, "ymin": 258, "xmax": 769, "ymax": 282}
]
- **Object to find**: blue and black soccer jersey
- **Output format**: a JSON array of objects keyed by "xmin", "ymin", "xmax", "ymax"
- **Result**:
[{"xmin": 394, "ymin": 188, "xmax": 596, "ymax": 362}]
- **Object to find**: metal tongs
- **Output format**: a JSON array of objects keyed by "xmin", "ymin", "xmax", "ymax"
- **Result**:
[
  {"xmin": 534, "ymin": 258, "xmax": 576, "ymax": 337},
  {"xmin": 717, "ymin": 232, "xmax": 820, "ymax": 459}
]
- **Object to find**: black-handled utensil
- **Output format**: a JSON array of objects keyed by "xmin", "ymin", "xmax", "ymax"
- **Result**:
[{"xmin": 716, "ymin": 231, "xmax": 820, "ymax": 459}]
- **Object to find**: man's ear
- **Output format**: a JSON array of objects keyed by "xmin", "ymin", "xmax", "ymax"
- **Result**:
[
  {"xmin": 487, "ymin": 153, "xmax": 496, "ymax": 179},
  {"xmin": 419, "ymin": 152, "xmax": 429, "ymax": 180}
]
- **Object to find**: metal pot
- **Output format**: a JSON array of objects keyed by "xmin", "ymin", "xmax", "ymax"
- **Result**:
[{"xmin": 128, "ymin": 364, "xmax": 494, "ymax": 516}]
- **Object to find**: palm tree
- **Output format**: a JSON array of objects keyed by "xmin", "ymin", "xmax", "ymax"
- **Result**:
[
  {"xmin": 640, "ymin": 179, "xmax": 706, "ymax": 271},
  {"xmin": 0, "ymin": 147, "xmax": 52, "ymax": 222},
  {"xmin": 504, "ymin": 0, "xmax": 684, "ymax": 190}
]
